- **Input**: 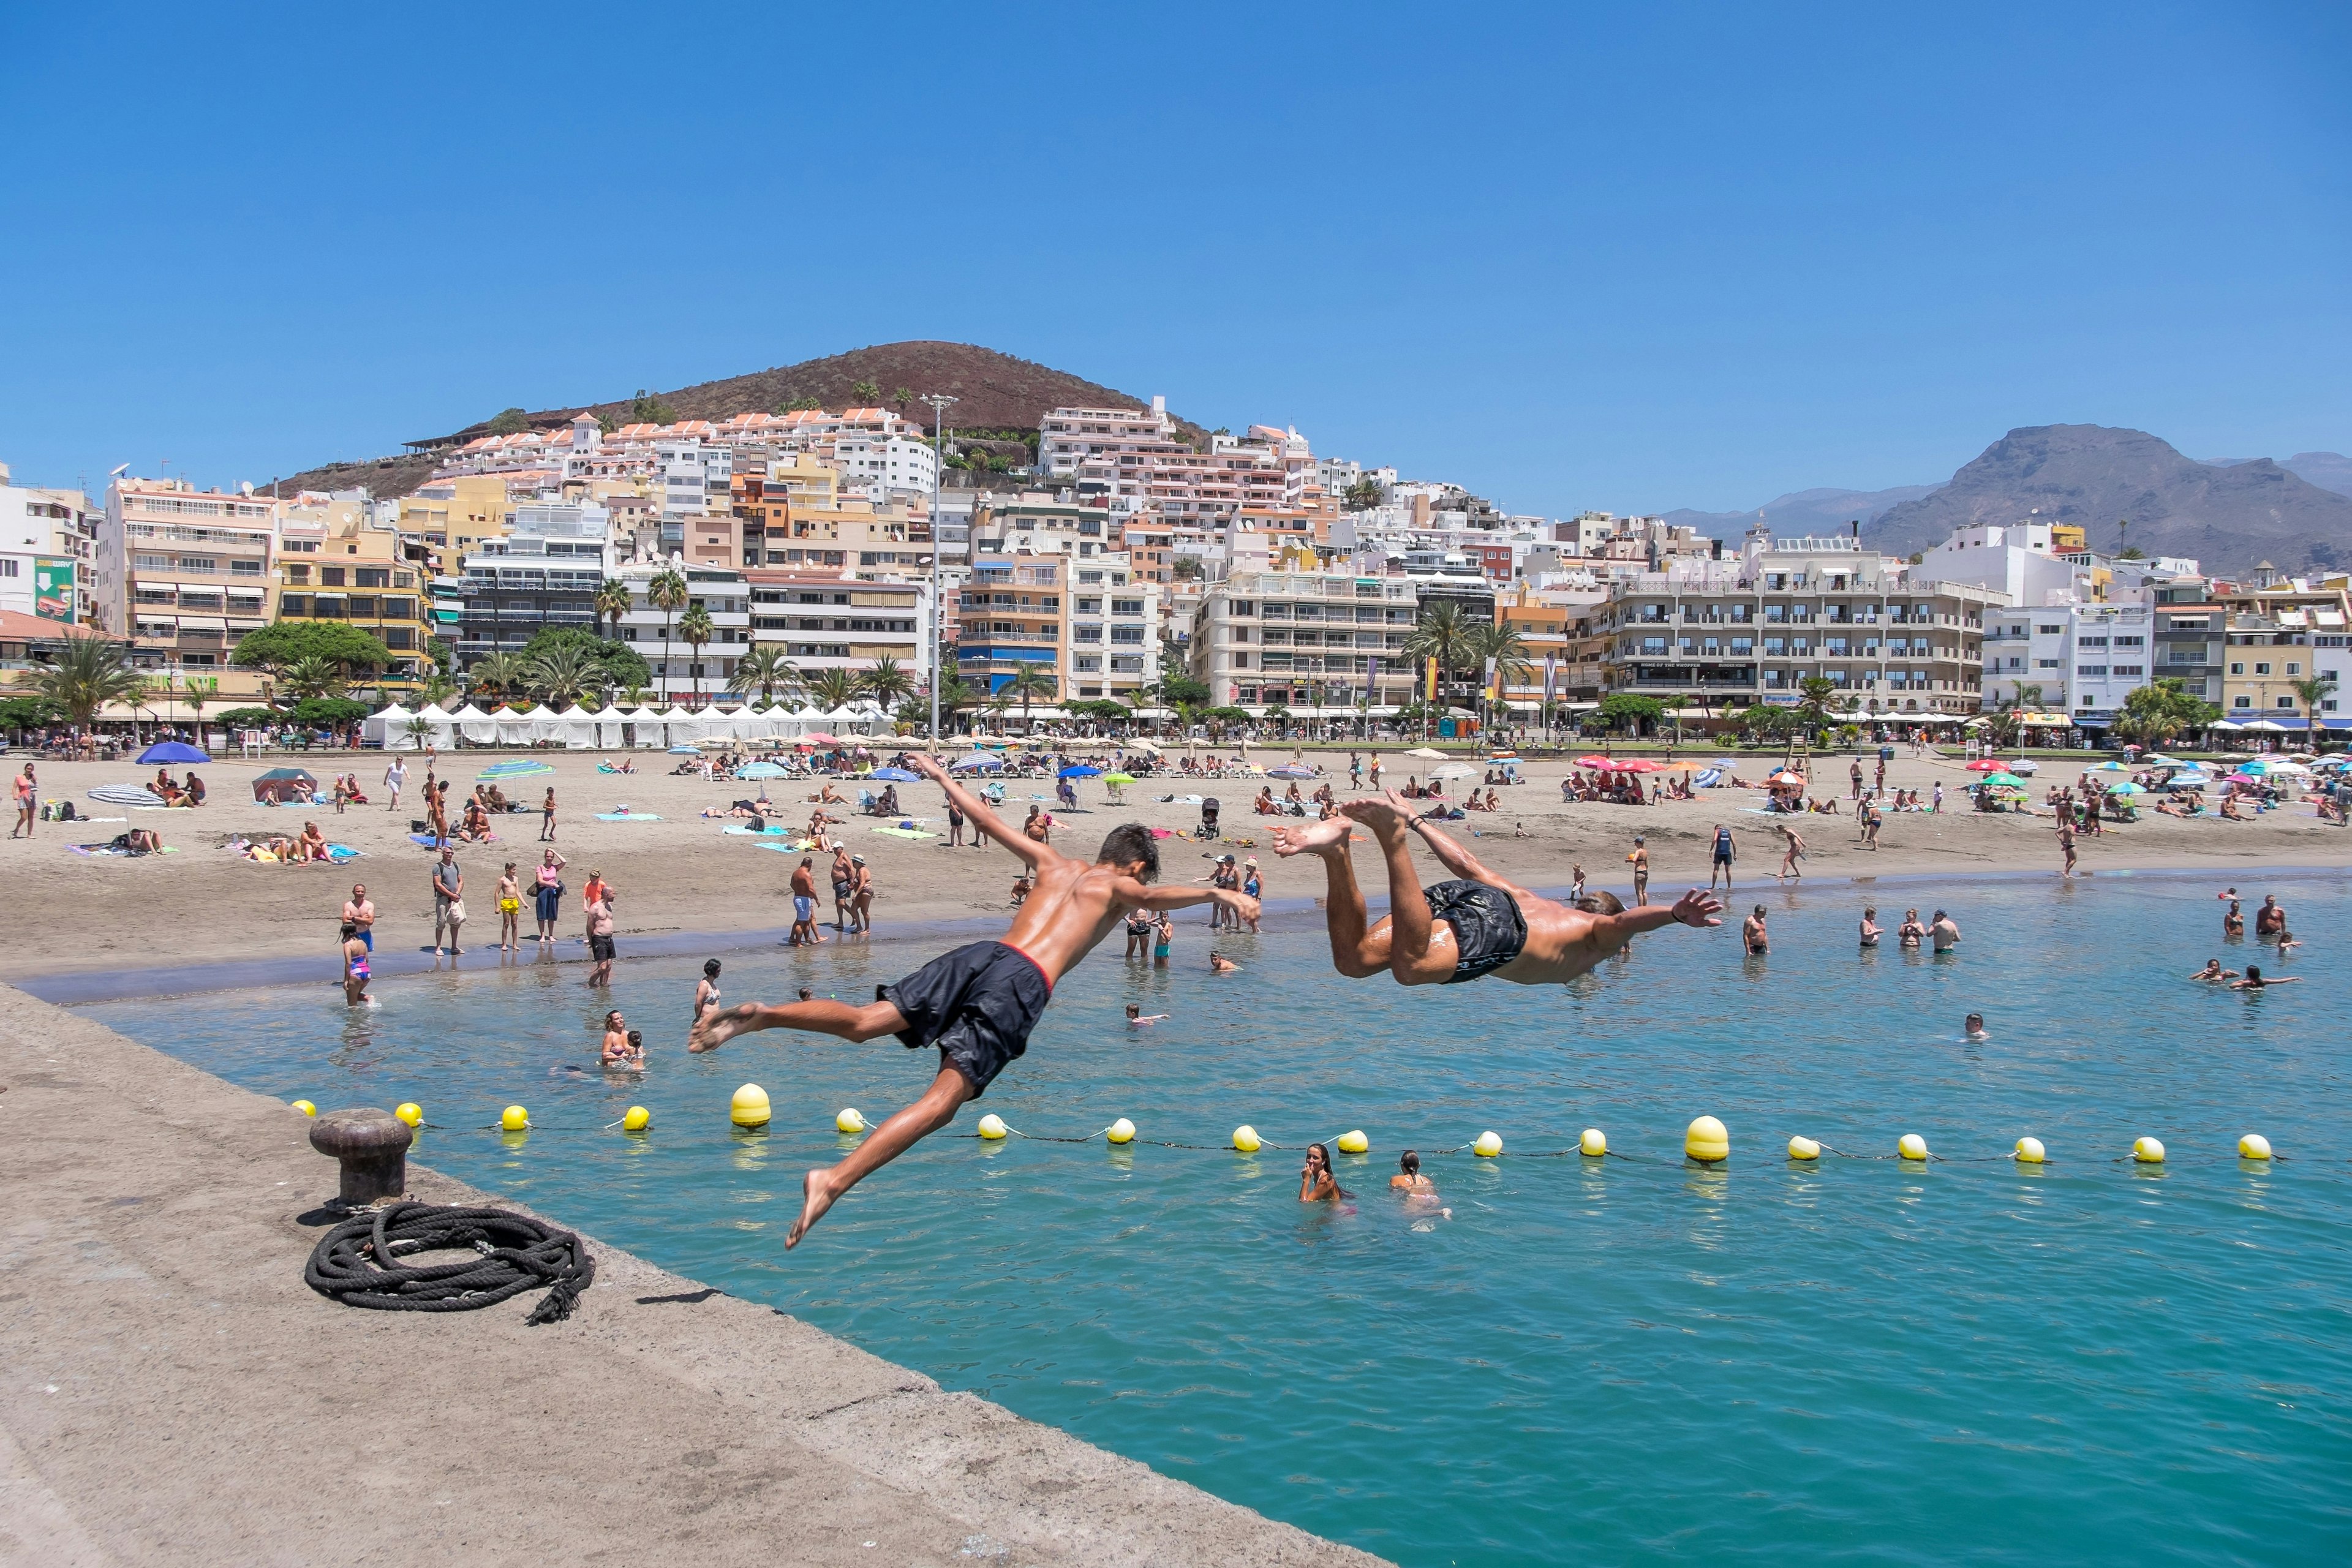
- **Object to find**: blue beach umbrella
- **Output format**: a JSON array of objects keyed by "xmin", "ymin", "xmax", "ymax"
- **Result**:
[
  {"xmin": 949, "ymin": 753, "xmax": 1005, "ymax": 772},
  {"xmin": 135, "ymin": 740, "xmax": 209, "ymax": 764},
  {"xmin": 736, "ymin": 761, "xmax": 788, "ymax": 778},
  {"xmin": 668, "ymin": 744, "xmax": 701, "ymax": 755},
  {"xmin": 1266, "ymin": 763, "xmax": 1316, "ymax": 780},
  {"xmin": 870, "ymin": 766, "xmax": 920, "ymax": 782},
  {"xmin": 1058, "ymin": 764, "xmax": 1103, "ymax": 779},
  {"xmin": 478, "ymin": 760, "xmax": 554, "ymax": 779}
]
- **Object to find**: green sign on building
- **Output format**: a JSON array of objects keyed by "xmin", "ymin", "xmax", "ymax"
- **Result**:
[{"xmin": 32, "ymin": 558, "xmax": 74, "ymax": 623}]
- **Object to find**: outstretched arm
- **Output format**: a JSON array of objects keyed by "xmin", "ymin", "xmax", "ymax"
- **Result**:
[
  {"xmin": 1574, "ymin": 888, "xmax": 1723, "ymax": 960},
  {"xmin": 912, "ymin": 755, "xmax": 1053, "ymax": 869},
  {"xmin": 1110, "ymin": 874, "xmax": 1259, "ymax": 922},
  {"xmin": 1403, "ymin": 793, "xmax": 1537, "ymax": 899}
]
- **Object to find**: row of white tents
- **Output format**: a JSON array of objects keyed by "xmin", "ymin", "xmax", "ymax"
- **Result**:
[{"xmin": 360, "ymin": 701, "xmax": 891, "ymax": 752}]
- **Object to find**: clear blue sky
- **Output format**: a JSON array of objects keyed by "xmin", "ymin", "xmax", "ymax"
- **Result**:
[{"xmin": 2, "ymin": 2, "xmax": 2345, "ymax": 515}]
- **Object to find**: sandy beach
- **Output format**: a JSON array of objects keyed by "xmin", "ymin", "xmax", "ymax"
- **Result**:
[{"xmin": 2, "ymin": 744, "xmax": 2340, "ymax": 984}]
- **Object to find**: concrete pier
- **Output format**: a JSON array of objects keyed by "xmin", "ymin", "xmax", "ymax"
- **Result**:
[{"xmin": 0, "ymin": 985, "xmax": 1385, "ymax": 1567}]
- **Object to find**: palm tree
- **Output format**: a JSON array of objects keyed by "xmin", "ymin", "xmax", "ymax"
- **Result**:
[
  {"xmin": 1403, "ymin": 601, "xmax": 1475, "ymax": 726},
  {"xmin": 592, "ymin": 578, "xmax": 633, "ymax": 640},
  {"xmin": 618, "ymin": 684, "xmax": 654, "ymax": 708},
  {"xmin": 805, "ymin": 667, "xmax": 859, "ymax": 713},
  {"xmin": 859, "ymin": 654, "xmax": 916, "ymax": 710},
  {"xmin": 728, "ymin": 645, "xmax": 797, "ymax": 705},
  {"xmin": 181, "ymin": 674, "xmax": 218, "ymax": 736},
  {"xmin": 417, "ymin": 673, "xmax": 459, "ymax": 708},
  {"xmin": 645, "ymin": 568, "xmax": 689, "ymax": 701},
  {"xmin": 2291, "ymin": 673, "xmax": 2335, "ymax": 733},
  {"xmin": 932, "ymin": 670, "xmax": 978, "ymax": 735},
  {"xmin": 469, "ymin": 651, "xmax": 526, "ymax": 701},
  {"xmin": 282, "ymin": 655, "xmax": 346, "ymax": 701},
  {"xmin": 1003, "ymin": 663, "xmax": 1058, "ymax": 731},
  {"xmin": 24, "ymin": 635, "xmax": 145, "ymax": 734},
  {"xmin": 677, "ymin": 603, "xmax": 716, "ymax": 707},
  {"xmin": 528, "ymin": 644, "xmax": 606, "ymax": 707}
]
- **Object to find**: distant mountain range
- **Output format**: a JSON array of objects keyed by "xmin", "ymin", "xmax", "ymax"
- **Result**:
[
  {"xmin": 1668, "ymin": 430, "xmax": 2352, "ymax": 576},
  {"xmin": 272, "ymin": 341, "xmax": 1188, "ymax": 498}
]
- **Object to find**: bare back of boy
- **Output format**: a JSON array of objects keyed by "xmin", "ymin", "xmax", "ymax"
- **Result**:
[
  {"xmin": 1271, "ymin": 790, "xmax": 1721, "ymax": 986},
  {"xmin": 688, "ymin": 753, "xmax": 1255, "ymax": 1248}
]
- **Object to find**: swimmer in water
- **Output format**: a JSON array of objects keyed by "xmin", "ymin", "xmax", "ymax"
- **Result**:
[
  {"xmin": 1270, "ymin": 794, "xmax": 1721, "ymax": 989},
  {"xmin": 1209, "ymin": 952, "xmax": 1242, "ymax": 974},
  {"xmin": 600, "ymin": 1009, "xmax": 631, "ymax": 1066},
  {"xmin": 2190, "ymin": 959, "xmax": 2239, "ymax": 982},
  {"xmin": 2231, "ymin": 965, "xmax": 2301, "ymax": 990},
  {"xmin": 1125, "ymin": 1003, "xmax": 1169, "ymax": 1026},
  {"xmin": 687, "ymin": 754, "xmax": 1256, "ymax": 1248},
  {"xmin": 1298, "ymin": 1142, "xmax": 1345, "ymax": 1202},
  {"xmin": 1390, "ymin": 1149, "xmax": 1436, "ymax": 1194},
  {"xmin": 1964, "ymin": 1012, "xmax": 1986, "ymax": 1040}
]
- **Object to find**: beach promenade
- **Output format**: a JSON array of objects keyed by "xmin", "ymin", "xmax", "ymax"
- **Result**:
[{"xmin": 0, "ymin": 982, "xmax": 1384, "ymax": 1567}]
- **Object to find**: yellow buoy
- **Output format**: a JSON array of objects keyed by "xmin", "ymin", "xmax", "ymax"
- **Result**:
[
  {"xmin": 834, "ymin": 1106, "xmax": 865, "ymax": 1134},
  {"xmin": 499, "ymin": 1104, "xmax": 529, "ymax": 1132},
  {"xmin": 1336, "ymin": 1129, "xmax": 1369, "ymax": 1155},
  {"xmin": 1787, "ymin": 1135, "xmax": 1821, "ymax": 1161},
  {"xmin": 976, "ymin": 1113, "xmax": 1008, "ymax": 1140},
  {"xmin": 1107, "ymin": 1117, "xmax": 1136, "ymax": 1145},
  {"xmin": 393, "ymin": 1102, "xmax": 423, "ymax": 1128},
  {"xmin": 2132, "ymin": 1136, "xmax": 2165, "ymax": 1164},
  {"xmin": 290, "ymin": 1099, "xmax": 317, "ymax": 1117},
  {"xmin": 729, "ymin": 1085, "xmax": 771, "ymax": 1128},
  {"xmin": 1684, "ymin": 1115, "xmax": 1728, "ymax": 1163},
  {"xmin": 2238, "ymin": 1133, "xmax": 2272, "ymax": 1161},
  {"xmin": 1579, "ymin": 1128, "xmax": 1607, "ymax": 1158},
  {"xmin": 621, "ymin": 1105, "xmax": 651, "ymax": 1133},
  {"xmin": 1473, "ymin": 1130, "xmax": 1504, "ymax": 1158},
  {"xmin": 2015, "ymin": 1136, "xmax": 2046, "ymax": 1164},
  {"xmin": 1232, "ymin": 1125, "xmax": 1262, "ymax": 1153},
  {"xmin": 1898, "ymin": 1133, "xmax": 1929, "ymax": 1162}
]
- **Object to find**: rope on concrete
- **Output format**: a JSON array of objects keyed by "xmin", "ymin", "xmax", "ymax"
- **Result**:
[{"xmin": 304, "ymin": 1201, "xmax": 593, "ymax": 1324}]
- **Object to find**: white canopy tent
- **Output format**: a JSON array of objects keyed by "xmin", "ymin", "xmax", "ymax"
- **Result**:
[
  {"xmin": 412, "ymin": 704, "xmax": 457, "ymax": 750},
  {"xmin": 656, "ymin": 706, "xmax": 701, "ymax": 745},
  {"xmin": 488, "ymin": 706, "xmax": 533, "ymax": 747},
  {"xmin": 363, "ymin": 703, "xmax": 417, "ymax": 750},
  {"xmin": 448, "ymin": 703, "xmax": 497, "ymax": 745}
]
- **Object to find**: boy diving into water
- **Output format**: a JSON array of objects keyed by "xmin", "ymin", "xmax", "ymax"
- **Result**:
[
  {"xmin": 1270, "ymin": 790, "xmax": 1722, "ymax": 984},
  {"xmin": 688, "ymin": 753, "xmax": 1260, "ymax": 1247}
]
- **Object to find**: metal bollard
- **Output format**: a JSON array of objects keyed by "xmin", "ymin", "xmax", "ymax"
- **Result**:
[{"xmin": 309, "ymin": 1107, "xmax": 413, "ymax": 1207}]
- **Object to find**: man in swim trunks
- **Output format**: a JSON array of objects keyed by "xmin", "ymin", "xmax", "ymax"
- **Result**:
[
  {"xmin": 1268, "ymin": 790, "xmax": 1721, "ymax": 988},
  {"xmin": 688, "ymin": 753, "xmax": 1258, "ymax": 1248}
]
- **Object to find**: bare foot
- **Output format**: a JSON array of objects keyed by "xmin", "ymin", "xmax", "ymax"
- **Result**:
[
  {"xmin": 1270, "ymin": 816, "xmax": 1353, "ymax": 856},
  {"xmin": 688, "ymin": 1002, "xmax": 757, "ymax": 1053},
  {"xmin": 785, "ymin": 1167, "xmax": 842, "ymax": 1248}
]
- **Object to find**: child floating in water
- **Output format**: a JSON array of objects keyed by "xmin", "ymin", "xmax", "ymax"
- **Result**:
[
  {"xmin": 690, "ymin": 754, "xmax": 1258, "ymax": 1248},
  {"xmin": 1270, "ymin": 791, "xmax": 1721, "ymax": 987}
]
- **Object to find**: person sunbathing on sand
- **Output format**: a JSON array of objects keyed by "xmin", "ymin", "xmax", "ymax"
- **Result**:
[
  {"xmin": 1269, "ymin": 790, "xmax": 1721, "ymax": 988},
  {"xmin": 687, "ymin": 754, "xmax": 1257, "ymax": 1249}
]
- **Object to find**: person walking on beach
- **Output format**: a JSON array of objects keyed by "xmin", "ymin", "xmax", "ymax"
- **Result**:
[
  {"xmin": 1629, "ymin": 835, "xmax": 1649, "ymax": 907},
  {"xmin": 1268, "ymin": 792, "xmax": 1722, "ymax": 990},
  {"xmin": 427, "ymin": 780, "xmax": 450, "ymax": 849},
  {"xmin": 687, "ymin": 753, "xmax": 1257, "ymax": 1249},
  {"xmin": 342, "ymin": 882, "xmax": 375, "ymax": 951},
  {"xmin": 1349, "ymin": 752, "xmax": 1363, "ymax": 791},
  {"xmin": 1368, "ymin": 753, "xmax": 1382, "ymax": 792},
  {"xmin": 431, "ymin": 846, "xmax": 465, "ymax": 956},
  {"xmin": 540, "ymin": 786, "xmax": 557, "ymax": 842},
  {"xmin": 12, "ymin": 763, "xmax": 36, "ymax": 839},
  {"xmin": 1860, "ymin": 794, "xmax": 1883, "ymax": 851},
  {"xmin": 1777, "ymin": 823, "xmax": 1806, "ymax": 881},
  {"xmin": 385, "ymin": 756, "xmax": 406, "ymax": 813},
  {"xmin": 946, "ymin": 796, "xmax": 967, "ymax": 848},
  {"xmin": 789, "ymin": 857, "xmax": 823, "ymax": 946},
  {"xmin": 533, "ymin": 848, "xmax": 567, "ymax": 945},
  {"xmin": 2057, "ymin": 819, "xmax": 2078, "ymax": 878},
  {"xmin": 1850, "ymin": 759, "xmax": 1863, "ymax": 799},
  {"xmin": 496, "ymin": 861, "xmax": 522, "ymax": 951},
  {"xmin": 1708, "ymin": 824, "xmax": 1735, "ymax": 890}
]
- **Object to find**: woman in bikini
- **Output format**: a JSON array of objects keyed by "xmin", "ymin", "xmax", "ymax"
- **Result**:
[
  {"xmin": 1298, "ymin": 1143, "xmax": 1344, "ymax": 1203},
  {"xmin": 693, "ymin": 959, "xmax": 723, "ymax": 1027},
  {"xmin": 1898, "ymin": 908, "xmax": 1926, "ymax": 949},
  {"xmin": 341, "ymin": 922, "xmax": 372, "ymax": 1006},
  {"xmin": 533, "ymin": 848, "xmax": 568, "ymax": 945},
  {"xmin": 497, "ymin": 861, "xmax": 523, "ymax": 952},
  {"xmin": 1390, "ymin": 1150, "xmax": 1436, "ymax": 1194}
]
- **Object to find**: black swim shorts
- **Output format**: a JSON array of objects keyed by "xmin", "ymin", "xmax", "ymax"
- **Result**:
[
  {"xmin": 882, "ymin": 940, "xmax": 1052, "ymax": 1096},
  {"xmin": 589, "ymin": 933, "xmax": 616, "ymax": 962},
  {"xmin": 1423, "ymin": 879, "xmax": 1528, "ymax": 983}
]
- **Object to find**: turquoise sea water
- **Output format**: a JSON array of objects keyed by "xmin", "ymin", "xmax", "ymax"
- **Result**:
[{"xmin": 86, "ymin": 875, "xmax": 2352, "ymax": 1566}]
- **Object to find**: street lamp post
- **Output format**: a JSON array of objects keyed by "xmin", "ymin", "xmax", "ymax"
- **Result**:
[{"xmin": 921, "ymin": 393, "xmax": 958, "ymax": 744}]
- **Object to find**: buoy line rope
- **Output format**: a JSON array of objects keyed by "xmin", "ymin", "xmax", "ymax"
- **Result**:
[{"xmin": 304, "ymin": 1201, "xmax": 594, "ymax": 1324}]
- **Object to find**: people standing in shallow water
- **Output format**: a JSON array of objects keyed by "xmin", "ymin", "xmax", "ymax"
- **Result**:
[
  {"xmin": 1743, "ymin": 905, "xmax": 1769, "ymax": 954},
  {"xmin": 694, "ymin": 959, "xmax": 723, "ymax": 1025},
  {"xmin": 1858, "ymin": 906, "xmax": 1882, "ymax": 947},
  {"xmin": 1268, "ymin": 791, "xmax": 1721, "ymax": 989},
  {"xmin": 1897, "ymin": 909, "xmax": 1925, "ymax": 949},
  {"xmin": 686, "ymin": 755, "xmax": 1257, "ymax": 1250},
  {"xmin": 339, "ymin": 923, "xmax": 371, "ymax": 1006}
]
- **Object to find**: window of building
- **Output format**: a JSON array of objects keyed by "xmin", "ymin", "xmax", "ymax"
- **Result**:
[
  {"xmin": 2277, "ymin": 695, "xmax": 2296, "ymax": 709},
  {"xmin": 2287, "ymin": 662, "xmax": 2302, "ymax": 674},
  {"xmin": 2229, "ymin": 662, "xmax": 2244, "ymax": 675},
  {"xmin": 2233, "ymin": 695, "xmax": 2252, "ymax": 708},
  {"xmin": 2037, "ymin": 623, "xmax": 2064, "ymax": 635},
  {"xmin": 2255, "ymin": 662, "xmax": 2272, "ymax": 675}
]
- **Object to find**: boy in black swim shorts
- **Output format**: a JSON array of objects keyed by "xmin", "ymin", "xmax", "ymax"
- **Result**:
[
  {"xmin": 1268, "ymin": 789, "xmax": 1721, "ymax": 988},
  {"xmin": 688, "ymin": 754, "xmax": 1257, "ymax": 1249}
]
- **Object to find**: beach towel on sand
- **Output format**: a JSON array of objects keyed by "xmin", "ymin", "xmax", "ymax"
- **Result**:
[{"xmin": 594, "ymin": 812, "xmax": 661, "ymax": 822}]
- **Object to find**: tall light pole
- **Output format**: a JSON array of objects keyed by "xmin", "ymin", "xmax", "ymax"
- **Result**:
[{"xmin": 921, "ymin": 393, "xmax": 957, "ymax": 744}]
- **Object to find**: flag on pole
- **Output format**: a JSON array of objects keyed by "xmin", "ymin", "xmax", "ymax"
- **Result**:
[
  {"xmin": 1424, "ymin": 657, "xmax": 1439, "ymax": 701},
  {"xmin": 1542, "ymin": 652, "xmax": 1558, "ymax": 704}
]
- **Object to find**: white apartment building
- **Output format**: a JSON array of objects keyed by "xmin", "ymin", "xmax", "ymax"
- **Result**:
[
  {"xmin": 451, "ymin": 500, "xmax": 613, "ymax": 664},
  {"xmin": 0, "ymin": 462, "xmax": 96, "ymax": 622},
  {"xmin": 830, "ymin": 429, "xmax": 938, "ymax": 500},
  {"xmin": 99, "ymin": 477, "xmax": 279, "ymax": 668},
  {"xmin": 1191, "ymin": 569, "xmax": 1420, "ymax": 710},
  {"xmin": 744, "ymin": 569, "xmax": 934, "ymax": 690},
  {"xmin": 1038, "ymin": 399, "xmax": 1177, "ymax": 477},
  {"xmin": 1063, "ymin": 559, "xmax": 1162, "ymax": 701},
  {"xmin": 610, "ymin": 562, "xmax": 751, "ymax": 705}
]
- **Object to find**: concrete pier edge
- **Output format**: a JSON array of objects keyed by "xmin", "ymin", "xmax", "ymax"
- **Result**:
[{"xmin": 0, "ymin": 983, "xmax": 1385, "ymax": 1567}]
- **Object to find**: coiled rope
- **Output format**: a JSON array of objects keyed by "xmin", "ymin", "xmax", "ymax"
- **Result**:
[{"xmin": 304, "ymin": 1201, "xmax": 594, "ymax": 1324}]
